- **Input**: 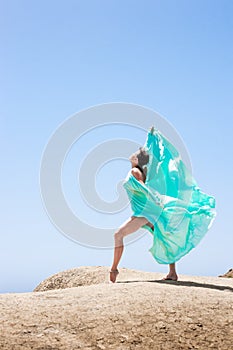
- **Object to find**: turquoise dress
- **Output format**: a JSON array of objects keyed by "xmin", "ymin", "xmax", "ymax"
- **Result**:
[{"xmin": 123, "ymin": 129, "xmax": 217, "ymax": 264}]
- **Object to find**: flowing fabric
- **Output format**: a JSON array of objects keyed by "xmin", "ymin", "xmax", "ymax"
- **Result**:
[{"xmin": 123, "ymin": 129, "xmax": 217, "ymax": 264}]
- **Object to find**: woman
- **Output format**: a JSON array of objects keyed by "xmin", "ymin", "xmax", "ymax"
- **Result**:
[{"xmin": 109, "ymin": 126, "xmax": 216, "ymax": 283}]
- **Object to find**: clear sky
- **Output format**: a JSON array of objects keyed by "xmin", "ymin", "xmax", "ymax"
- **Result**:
[{"xmin": 1, "ymin": 0, "xmax": 233, "ymax": 293}]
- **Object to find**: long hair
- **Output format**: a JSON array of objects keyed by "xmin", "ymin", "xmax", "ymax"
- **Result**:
[{"xmin": 135, "ymin": 147, "xmax": 149, "ymax": 181}]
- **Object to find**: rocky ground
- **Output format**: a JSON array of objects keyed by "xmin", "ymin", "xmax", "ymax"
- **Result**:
[
  {"xmin": 0, "ymin": 266, "xmax": 233, "ymax": 350},
  {"xmin": 219, "ymin": 268, "xmax": 233, "ymax": 278}
]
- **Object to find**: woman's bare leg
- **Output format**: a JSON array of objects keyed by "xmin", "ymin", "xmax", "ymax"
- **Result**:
[
  {"xmin": 163, "ymin": 263, "xmax": 178, "ymax": 281},
  {"xmin": 110, "ymin": 216, "xmax": 149, "ymax": 282}
]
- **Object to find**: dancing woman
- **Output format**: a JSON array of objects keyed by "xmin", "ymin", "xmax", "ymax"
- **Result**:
[{"xmin": 109, "ymin": 126, "xmax": 216, "ymax": 283}]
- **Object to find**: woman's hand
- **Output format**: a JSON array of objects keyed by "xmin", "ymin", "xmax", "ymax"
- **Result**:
[{"xmin": 150, "ymin": 125, "xmax": 155, "ymax": 134}]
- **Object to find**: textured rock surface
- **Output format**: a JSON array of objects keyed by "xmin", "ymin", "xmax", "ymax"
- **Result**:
[
  {"xmin": 33, "ymin": 266, "xmax": 111, "ymax": 292},
  {"xmin": 219, "ymin": 268, "xmax": 233, "ymax": 278},
  {"xmin": 1, "ymin": 266, "xmax": 233, "ymax": 350}
]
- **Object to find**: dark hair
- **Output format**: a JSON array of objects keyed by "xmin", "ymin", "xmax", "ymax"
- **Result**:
[
  {"xmin": 135, "ymin": 147, "xmax": 149, "ymax": 181},
  {"xmin": 135, "ymin": 147, "xmax": 149, "ymax": 166}
]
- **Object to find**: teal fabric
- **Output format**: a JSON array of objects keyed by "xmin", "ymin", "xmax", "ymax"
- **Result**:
[{"xmin": 123, "ymin": 129, "xmax": 217, "ymax": 264}]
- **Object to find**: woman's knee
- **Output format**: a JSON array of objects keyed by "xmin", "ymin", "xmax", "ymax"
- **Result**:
[{"xmin": 114, "ymin": 227, "xmax": 126, "ymax": 241}]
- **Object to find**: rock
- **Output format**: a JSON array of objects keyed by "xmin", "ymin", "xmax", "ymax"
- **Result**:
[
  {"xmin": 219, "ymin": 268, "xmax": 233, "ymax": 278},
  {"xmin": 0, "ymin": 266, "xmax": 232, "ymax": 350}
]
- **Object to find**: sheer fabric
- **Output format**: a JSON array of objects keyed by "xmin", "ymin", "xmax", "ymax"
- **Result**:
[{"xmin": 123, "ymin": 129, "xmax": 216, "ymax": 264}]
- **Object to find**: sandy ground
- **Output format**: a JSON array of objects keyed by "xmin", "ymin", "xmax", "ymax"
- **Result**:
[{"xmin": 0, "ymin": 266, "xmax": 233, "ymax": 350}]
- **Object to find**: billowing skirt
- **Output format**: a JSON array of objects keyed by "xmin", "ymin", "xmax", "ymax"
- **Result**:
[{"xmin": 123, "ymin": 130, "xmax": 216, "ymax": 264}]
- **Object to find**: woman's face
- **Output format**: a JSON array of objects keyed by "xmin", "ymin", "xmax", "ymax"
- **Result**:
[{"xmin": 129, "ymin": 153, "xmax": 138, "ymax": 167}]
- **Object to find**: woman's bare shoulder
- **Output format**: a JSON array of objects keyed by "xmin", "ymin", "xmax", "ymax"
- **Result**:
[
  {"xmin": 131, "ymin": 167, "xmax": 141, "ymax": 174},
  {"xmin": 131, "ymin": 167, "xmax": 143, "ymax": 180}
]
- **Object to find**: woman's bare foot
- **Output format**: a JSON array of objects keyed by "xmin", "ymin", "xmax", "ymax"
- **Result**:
[
  {"xmin": 163, "ymin": 263, "xmax": 178, "ymax": 281},
  {"xmin": 162, "ymin": 273, "xmax": 178, "ymax": 281},
  {"xmin": 109, "ymin": 269, "xmax": 119, "ymax": 283}
]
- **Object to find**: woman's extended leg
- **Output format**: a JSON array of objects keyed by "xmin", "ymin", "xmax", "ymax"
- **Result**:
[{"xmin": 110, "ymin": 216, "xmax": 149, "ymax": 282}]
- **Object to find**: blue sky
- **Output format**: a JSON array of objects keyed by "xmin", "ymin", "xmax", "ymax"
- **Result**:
[{"xmin": 1, "ymin": 0, "xmax": 233, "ymax": 293}]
